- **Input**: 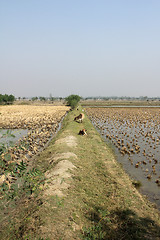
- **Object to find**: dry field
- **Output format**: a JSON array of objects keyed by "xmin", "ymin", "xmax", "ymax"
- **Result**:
[
  {"xmin": 0, "ymin": 105, "xmax": 69, "ymax": 129},
  {"xmin": 81, "ymin": 99, "xmax": 160, "ymax": 107},
  {"xmin": 0, "ymin": 105, "xmax": 69, "ymax": 186},
  {"xmin": 86, "ymin": 107, "xmax": 160, "ymax": 189}
]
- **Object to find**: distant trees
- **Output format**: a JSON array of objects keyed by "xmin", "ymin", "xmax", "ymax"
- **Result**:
[
  {"xmin": 31, "ymin": 96, "xmax": 55, "ymax": 101},
  {"xmin": 49, "ymin": 94, "xmax": 56, "ymax": 101},
  {"xmin": 0, "ymin": 94, "xmax": 15, "ymax": 105},
  {"xmin": 31, "ymin": 97, "xmax": 38, "ymax": 101},
  {"xmin": 39, "ymin": 96, "xmax": 46, "ymax": 101},
  {"xmin": 31, "ymin": 96, "xmax": 46, "ymax": 101},
  {"xmin": 65, "ymin": 94, "xmax": 81, "ymax": 109}
]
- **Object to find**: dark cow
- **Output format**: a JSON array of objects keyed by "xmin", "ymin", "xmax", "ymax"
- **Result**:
[
  {"xmin": 74, "ymin": 113, "xmax": 84, "ymax": 123},
  {"xmin": 78, "ymin": 129, "xmax": 87, "ymax": 135}
]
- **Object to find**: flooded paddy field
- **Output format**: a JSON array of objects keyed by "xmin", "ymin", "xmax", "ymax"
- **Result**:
[
  {"xmin": 0, "ymin": 105, "xmax": 69, "ymax": 187},
  {"xmin": 0, "ymin": 129, "xmax": 28, "ymax": 147},
  {"xmin": 86, "ymin": 107, "xmax": 160, "ymax": 209}
]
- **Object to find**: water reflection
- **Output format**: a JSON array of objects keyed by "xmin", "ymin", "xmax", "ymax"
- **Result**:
[
  {"xmin": 86, "ymin": 107, "xmax": 160, "ymax": 209},
  {"xmin": 0, "ymin": 129, "xmax": 28, "ymax": 147}
]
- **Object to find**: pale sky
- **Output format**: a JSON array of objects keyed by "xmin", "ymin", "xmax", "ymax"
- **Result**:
[{"xmin": 1, "ymin": 0, "xmax": 160, "ymax": 98}]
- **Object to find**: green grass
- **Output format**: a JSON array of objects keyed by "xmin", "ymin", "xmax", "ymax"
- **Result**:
[{"xmin": 132, "ymin": 180, "xmax": 142, "ymax": 189}]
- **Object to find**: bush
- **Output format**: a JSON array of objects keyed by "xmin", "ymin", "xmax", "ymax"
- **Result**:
[
  {"xmin": 0, "ymin": 94, "xmax": 15, "ymax": 105},
  {"xmin": 65, "ymin": 95, "xmax": 81, "ymax": 109},
  {"xmin": 31, "ymin": 97, "xmax": 38, "ymax": 101}
]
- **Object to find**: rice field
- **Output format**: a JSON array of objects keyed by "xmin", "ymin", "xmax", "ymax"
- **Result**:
[
  {"xmin": 86, "ymin": 107, "xmax": 160, "ymax": 207},
  {"xmin": 0, "ymin": 105, "xmax": 69, "ymax": 187}
]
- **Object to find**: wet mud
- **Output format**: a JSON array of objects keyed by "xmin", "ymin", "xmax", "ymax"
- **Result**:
[{"xmin": 86, "ymin": 107, "xmax": 160, "ymax": 209}]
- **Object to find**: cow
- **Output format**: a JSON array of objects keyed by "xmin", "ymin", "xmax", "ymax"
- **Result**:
[
  {"xmin": 74, "ymin": 113, "xmax": 84, "ymax": 123},
  {"xmin": 78, "ymin": 129, "xmax": 87, "ymax": 135}
]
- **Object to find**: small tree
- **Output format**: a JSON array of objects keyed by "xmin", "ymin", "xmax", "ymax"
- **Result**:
[
  {"xmin": 0, "ymin": 94, "xmax": 15, "ymax": 104},
  {"xmin": 39, "ymin": 96, "xmax": 46, "ymax": 101},
  {"xmin": 8, "ymin": 95, "xmax": 15, "ymax": 102},
  {"xmin": 2, "ymin": 94, "xmax": 8, "ymax": 103},
  {"xmin": 65, "ymin": 95, "xmax": 81, "ymax": 109},
  {"xmin": 32, "ymin": 97, "xmax": 38, "ymax": 101},
  {"xmin": 49, "ymin": 93, "xmax": 56, "ymax": 101},
  {"xmin": 0, "ymin": 94, "xmax": 3, "ymax": 104}
]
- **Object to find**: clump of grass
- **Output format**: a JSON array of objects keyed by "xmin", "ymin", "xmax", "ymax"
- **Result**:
[
  {"xmin": 0, "ymin": 153, "xmax": 45, "ymax": 239},
  {"xmin": 132, "ymin": 180, "xmax": 142, "ymax": 189},
  {"xmin": 82, "ymin": 207, "xmax": 160, "ymax": 240},
  {"xmin": 82, "ymin": 223, "xmax": 104, "ymax": 240}
]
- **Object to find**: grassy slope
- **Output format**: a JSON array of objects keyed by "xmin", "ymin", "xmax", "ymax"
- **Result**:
[{"xmin": 1, "ymin": 107, "xmax": 160, "ymax": 239}]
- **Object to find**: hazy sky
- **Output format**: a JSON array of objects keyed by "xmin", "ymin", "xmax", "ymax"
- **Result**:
[{"xmin": 1, "ymin": 0, "xmax": 160, "ymax": 98}]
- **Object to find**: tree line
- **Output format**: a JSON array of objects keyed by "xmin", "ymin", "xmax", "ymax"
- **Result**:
[{"xmin": 0, "ymin": 94, "xmax": 15, "ymax": 105}]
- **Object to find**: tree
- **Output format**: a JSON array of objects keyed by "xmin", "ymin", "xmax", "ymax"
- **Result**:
[
  {"xmin": 0, "ymin": 94, "xmax": 3, "ymax": 103},
  {"xmin": 0, "ymin": 94, "xmax": 15, "ymax": 104},
  {"xmin": 65, "ymin": 94, "xmax": 81, "ymax": 109},
  {"xmin": 8, "ymin": 95, "xmax": 15, "ymax": 102},
  {"xmin": 39, "ymin": 96, "xmax": 46, "ymax": 101},
  {"xmin": 49, "ymin": 93, "xmax": 55, "ymax": 101},
  {"xmin": 2, "ymin": 94, "xmax": 8, "ymax": 103},
  {"xmin": 31, "ymin": 97, "xmax": 38, "ymax": 101}
]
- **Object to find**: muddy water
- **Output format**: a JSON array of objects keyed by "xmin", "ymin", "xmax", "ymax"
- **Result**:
[
  {"xmin": 86, "ymin": 107, "xmax": 160, "ymax": 209},
  {"xmin": 0, "ymin": 129, "xmax": 28, "ymax": 147}
]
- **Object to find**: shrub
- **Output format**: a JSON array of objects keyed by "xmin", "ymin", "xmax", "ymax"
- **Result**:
[
  {"xmin": 0, "ymin": 94, "xmax": 15, "ymax": 105},
  {"xmin": 65, "ymin": 94, "xmax": 81, "ymax": 109},
  {"xmin": 31, "ymin": 97, "xmax": 38, "ymax": 101}
]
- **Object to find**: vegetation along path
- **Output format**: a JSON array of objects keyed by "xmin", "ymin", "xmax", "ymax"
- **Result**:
[{"xmin": 1, "ymin": 107, "xmax": 160, "ymax": 239}]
